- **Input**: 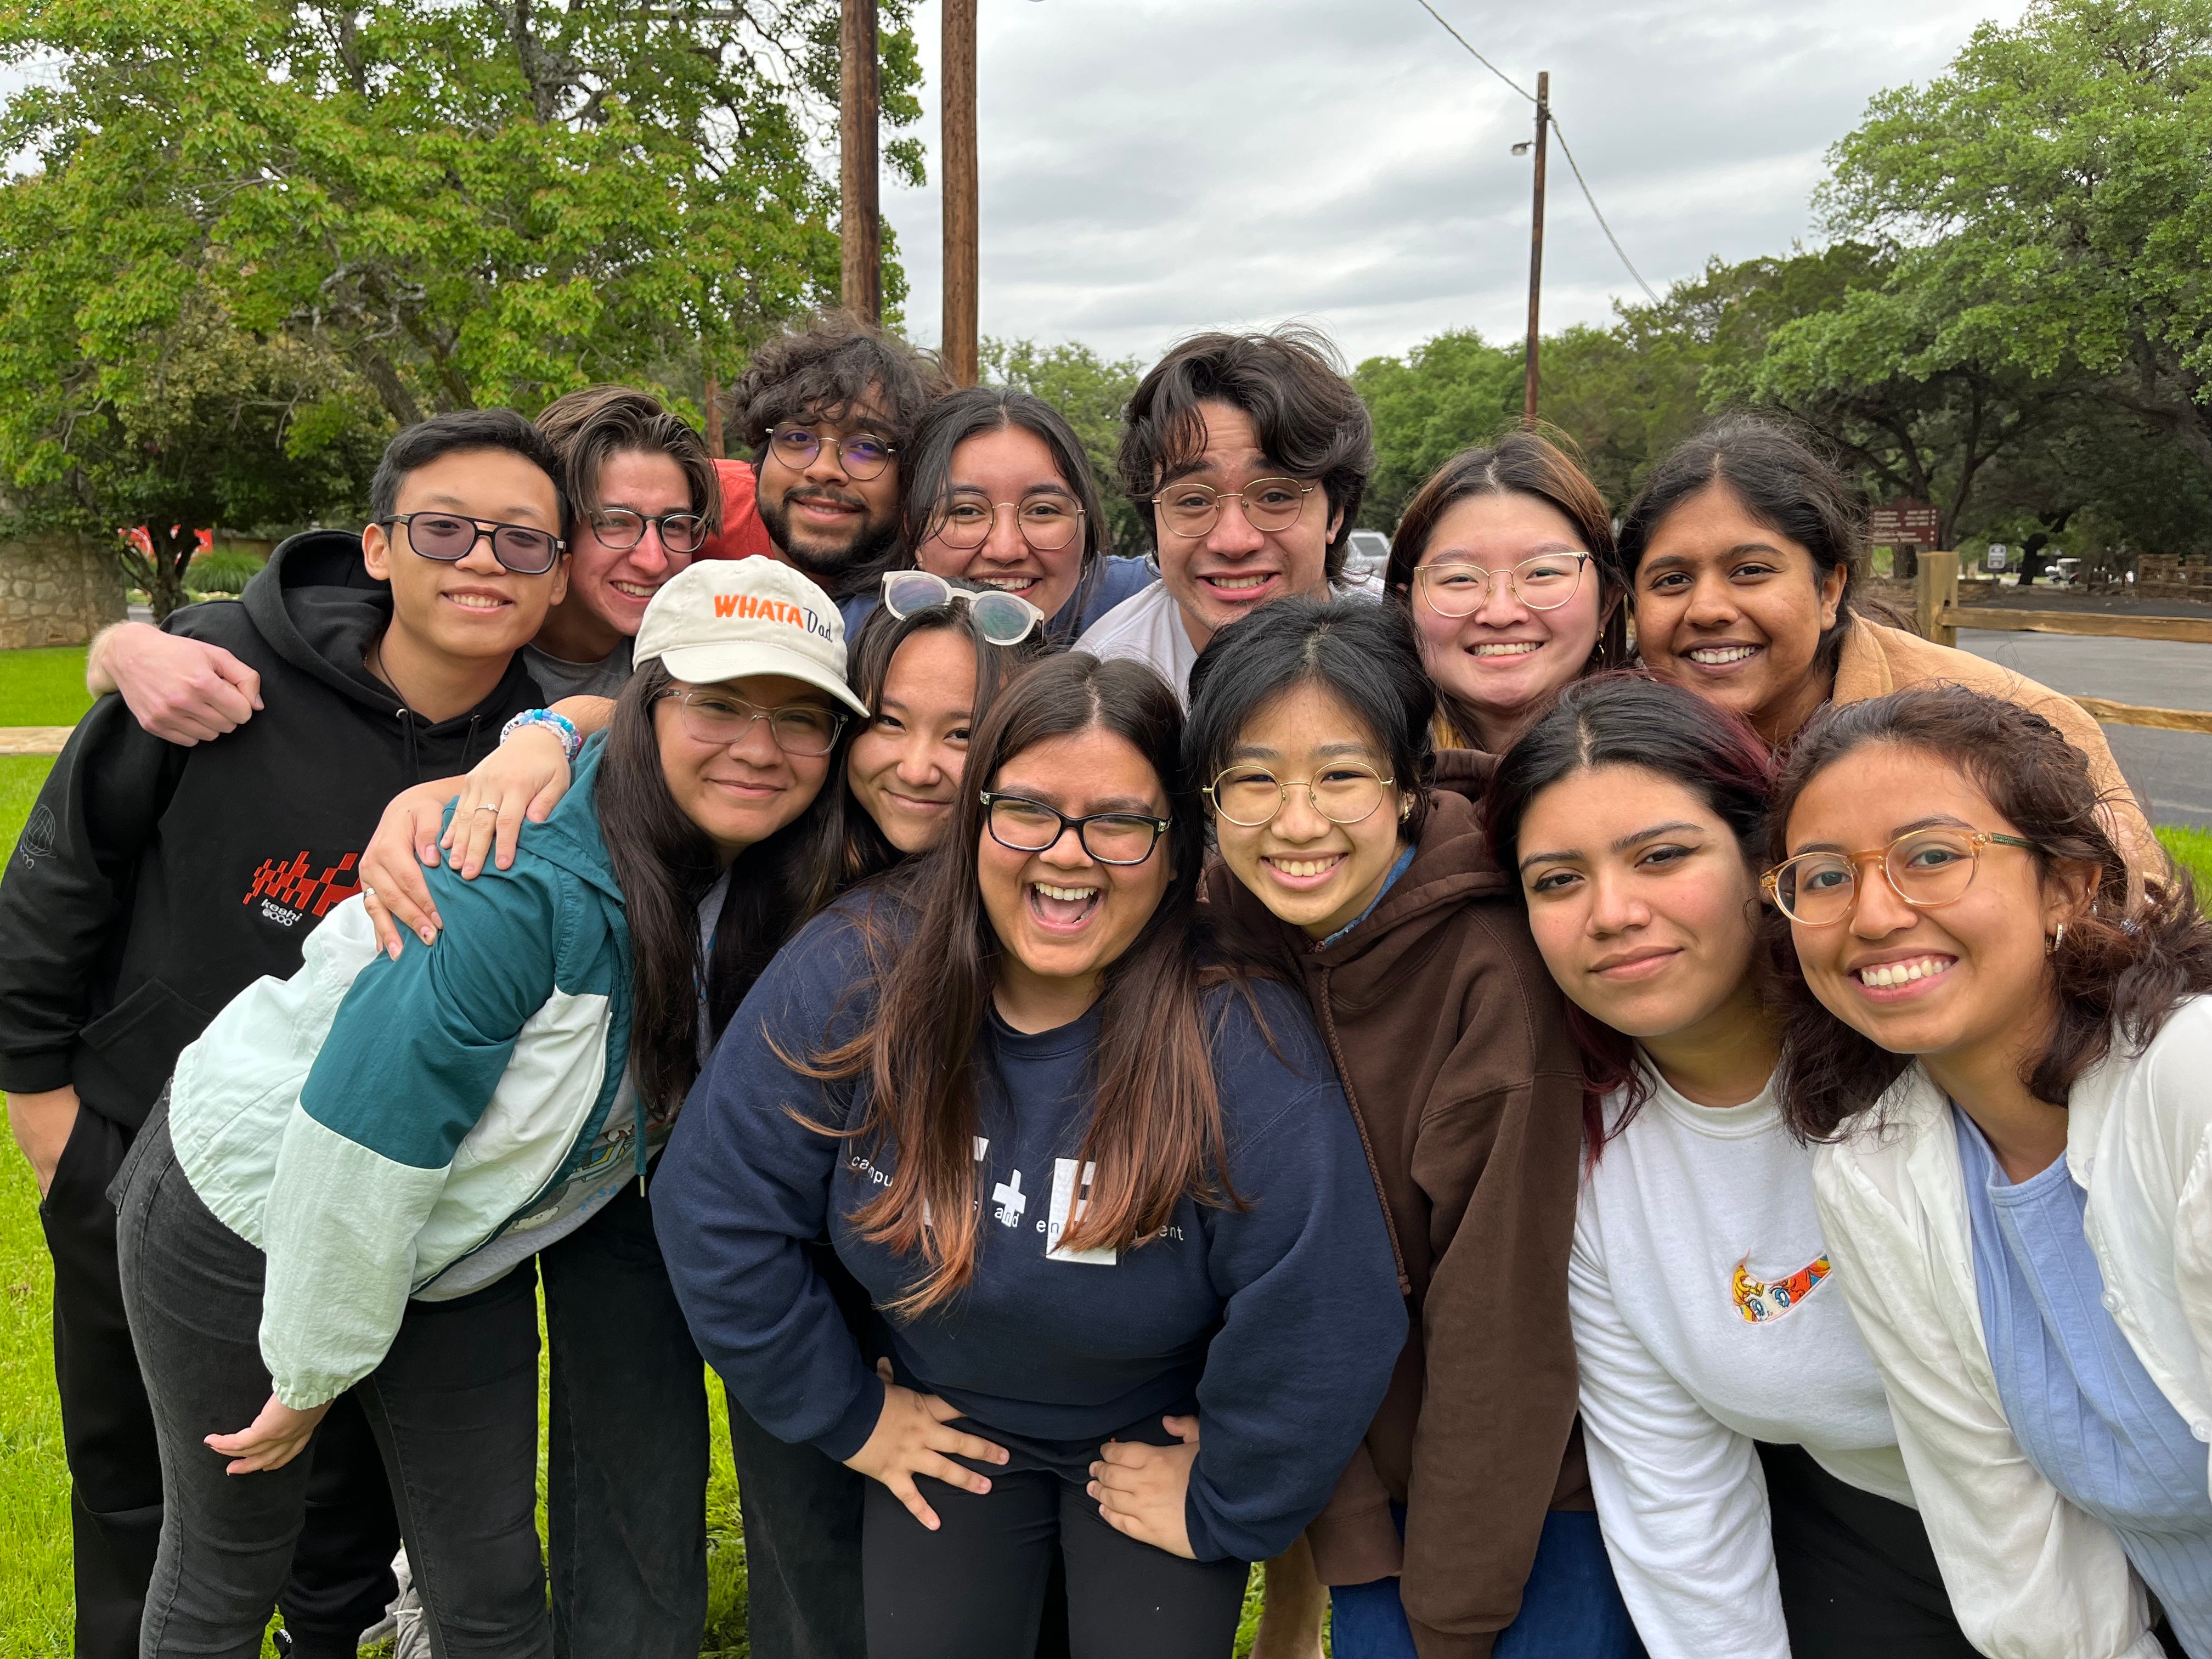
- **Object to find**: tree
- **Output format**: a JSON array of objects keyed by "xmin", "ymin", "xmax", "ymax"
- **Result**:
[
  {"xmin": 1352, "ymin": 329, "xmax": 1521, "ymax": 529},
  {"xmin": 981, "ymin": 337, "xmax": 1147, "ymax": 557},
  {"xmin": 1821, "ymin": 0, "xmax": 2212, "ymax": 475}
]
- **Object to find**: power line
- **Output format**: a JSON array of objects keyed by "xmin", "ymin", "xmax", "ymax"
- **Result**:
[{"xmin": 1410, "ymin": 1, "xmax": 1663, "ymax": 309}]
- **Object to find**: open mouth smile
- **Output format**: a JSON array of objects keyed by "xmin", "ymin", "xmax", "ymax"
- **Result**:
[
  {"xmin": 1469, "ymin": 641, "xmax": 1543, "ymax": 658},
  {"xmin": 1683, "ymin": 644, "xmax": 1761, "ymax": 667},
  {"xmin": 1029, "ymin": 881, "xmax": 1102, "ymax": 931},
  {"xmin": 441, "ymin": 590, "xmax": 512, "ymax": 612},
  {"xmin": 1851, "ymin": 953, "xmax": 1957, "ymax": 998},
  {"xmin": 1262, "ymin": 853, "xmax": 1345, "ymax": 891}
]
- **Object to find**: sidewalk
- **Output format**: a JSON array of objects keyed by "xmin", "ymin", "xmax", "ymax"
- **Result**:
[{"xmin": 0, "ymin": 727, "xmax": 70, "ymax": 756}]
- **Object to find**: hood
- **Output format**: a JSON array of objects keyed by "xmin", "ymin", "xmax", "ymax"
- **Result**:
[
  {"xmin": 1430, "ymin": 743, "xmax": 1496, "ymax": 805},
  {"xmin": 503, "ymin": 732, "xmax": 627, "ymax": 910}
]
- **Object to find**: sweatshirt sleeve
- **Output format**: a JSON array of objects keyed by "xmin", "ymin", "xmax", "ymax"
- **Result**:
[
  {"xmin": 1181, "ymin": 981, "xmax": 1407, "ymax": 1565},
  {"xmin": 0, "ymin": 696, "xmax": 187, "ymax": 1094},
  {"xmin": 1568, "ymin": 1195, "xmax": 1790, "ymax": 1659},
  {"xmin": 257, "ymin": 861, "xmax": 563, "ymax": 1408},
  {"xmin": 652, "ymin": 907, "xmax": 887, "ymax": 1463},
  {"xmin": 1399, "ymin": 944, "xmax": 1585, "ymax": 1658}
]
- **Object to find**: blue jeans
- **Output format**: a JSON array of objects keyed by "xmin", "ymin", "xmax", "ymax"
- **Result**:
[{"xmin": 1330, "ymin": 1508, "xmax": 1646, "ymax": 1659}]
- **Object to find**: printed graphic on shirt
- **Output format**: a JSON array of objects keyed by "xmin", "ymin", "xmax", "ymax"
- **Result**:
[
  {"xmin": 1731, "ymin": 1253, "xmax": 1832, "ymax": 1323},
  {"xmin": 241, "ymin": 850, "xmax": 363, "ymax": 929},
  {"xmin": 991, "ymin": 1169, "xmax": 1028, "ymax": 1228},
  {"xmin": 1045, "ymin": 1158, "xmax": 1116, "ymax": 1266}
]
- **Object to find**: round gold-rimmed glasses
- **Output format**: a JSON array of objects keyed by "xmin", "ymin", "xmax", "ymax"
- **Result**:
[
  {"xmin": 1762, "ymin": 828, "xmax": 2038, "ymax": 926},
  {"xmin": 1151, "ymin": 477, "xmax": 1317, "ymax": 539},
  {"xmin": 1203, "ymin": 763, "xmax": 1394, "ymax": 828},
  {"xmin": 933, "ymin": 494, "xmax": 1085, "ymax": 553},
  {"xmin": 1412, "ymin": 553, "xmax": 1591, "ymax": 617}
]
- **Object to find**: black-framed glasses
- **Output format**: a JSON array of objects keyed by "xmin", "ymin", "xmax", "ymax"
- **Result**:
[
  {"xmin": 933, "ymin": 494, "xmax": 1085, "ymax": 553},
  {"xmin": 768, "ymin": 426, "xmax": 897, "ymax": 481},
  {"xmin": 880, "ymin": 571, "xmax": 1045, "ymax": 645},
  {"xmin": 980, "ymin": 793, "xmax": 1169, "ymax": 866},
  {"xmin": 1203, "ymin": 763, "xmax": 1394, "ymax": 828},
  {"xmin": 384, "ymin": 513, "xmax": 566, "ymax": 576},
  {"xmin": 1413, "ymin": 552, "xmax": 1592, "ymax": 616},
  {"xmin": 668, "ymin": 689, "xmax": 845, "ymax": 757},
  {"xmin": 1151, "ymin": 477, "xmax": 1317, "ymax": 538},
  {"xmin": 589, "ymin": 509, "xmax": 708, "ymax": 555},
  {"xmin": 1762, "ymin": 828, "xmax": 2038, "ymax": 926}
]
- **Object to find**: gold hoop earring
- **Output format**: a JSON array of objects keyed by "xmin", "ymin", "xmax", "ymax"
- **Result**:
[
  {"xmin": 2046, "ymin": 922, "xmax": 2066, "ymax": 956},
  {"xmin": 1398, "ymin": 798, "xmax": 1414, "ymax": 822}
]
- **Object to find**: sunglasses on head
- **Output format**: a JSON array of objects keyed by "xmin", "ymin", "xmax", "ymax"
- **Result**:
[
  {"xmin": 879, "ymin": 569, "xmax": 1045, "ymax": 645},
  {"xmin": 383, "ymin": 513, "xmax": 566, "ymax": 576}
]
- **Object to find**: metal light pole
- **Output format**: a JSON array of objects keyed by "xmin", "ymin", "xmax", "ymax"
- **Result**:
[
  {"xmin": 1522, "ymin": 69, "xmax": 1550, "ymax": 428},
  {"xmin": 941, "ymin": 0, "xmax": 979, "ymax": 386},
  {"xmin": 839, "ymin": 0, "xmax": 882, "ymax": 324}
]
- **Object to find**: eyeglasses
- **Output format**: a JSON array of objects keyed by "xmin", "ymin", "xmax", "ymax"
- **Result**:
[
  {"xmin": 384, "ymin": 514, "xmax": 565, "ymax": 576},
  {"xmin": 589, "ymin": 509, "xmax": 708, "ymax": 555},
  {"xmin": 1413, "ymin": 554, "xmax": 1592, "ymax": 616},
  {"xmin": 1762, "ymin": 828, "xmax": 2038, "ymax": 927},
  {"xmin": 1151, "ymin": 477, "xmax": 1317, "ymax": 539},
  {"xmin": 1203, "ymin": 763, "xmax": 1394, "ymax": 828},
  {"xmin": 979, "ymin": 793, "xmax": 1169, "ymax": 866},
  {"xmin": 768, "ymin": 426, "xmax": 897, "ymax": 481},
  {"xmin": 880, "ymin": 571, "xmax": 1045, "ymax": 645},
  {"xmin": 933, "ymin": 494, "xmax": 1085, "ymax": 554},
  {"xmin": 668, "ymin": 688, "xmax": 845, "ymax": 757}
]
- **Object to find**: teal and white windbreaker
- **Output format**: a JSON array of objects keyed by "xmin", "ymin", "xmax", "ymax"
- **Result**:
[{"xmin": 167, "ymin": 736, "xmax": 636, "ymax": 1409}]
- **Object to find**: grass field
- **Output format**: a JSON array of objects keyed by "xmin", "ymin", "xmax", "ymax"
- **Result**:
[{"xmin": 0, "ymin": 646, "xmax": 93, "ymax": 728}]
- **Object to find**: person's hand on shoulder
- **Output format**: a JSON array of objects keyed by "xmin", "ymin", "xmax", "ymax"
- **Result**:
[
  {"xmin": 90, "ymin": 621, "xmax": 262, "ymax": 746},
  {"xmin": 1088, "ymin": 1414, "xmax": 1200, "ymax": 1558}
]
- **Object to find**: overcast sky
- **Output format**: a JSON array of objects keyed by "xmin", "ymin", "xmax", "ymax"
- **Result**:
[{"xmin": 877, "ymin": 0, "xmax": 2029, "ymax": 370}]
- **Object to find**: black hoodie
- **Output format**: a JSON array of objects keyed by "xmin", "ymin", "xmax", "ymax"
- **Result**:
[{"xmin": 0, "ymin": 529, "xmax": 543, "ymax": 1129}]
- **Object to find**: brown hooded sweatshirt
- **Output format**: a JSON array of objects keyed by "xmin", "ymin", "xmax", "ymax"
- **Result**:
[{"xmin": 1205, "ymin": 749, "xmax": 1589, "ymax": 1659}]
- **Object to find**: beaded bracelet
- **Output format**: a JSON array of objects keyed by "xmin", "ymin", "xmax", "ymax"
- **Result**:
[{"xmin": 499, "ymin": 708, "xmax": 582, "ymax": 764}]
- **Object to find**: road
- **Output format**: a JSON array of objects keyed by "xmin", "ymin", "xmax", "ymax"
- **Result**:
[{"xmin": 1953, "ymin": 629, "xmax": 2212, "ymax": 828}]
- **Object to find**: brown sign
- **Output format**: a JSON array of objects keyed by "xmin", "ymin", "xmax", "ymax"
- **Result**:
[{"xmin": 1870, "ymin": 500, "xmax": 1941, "ymax": 546}]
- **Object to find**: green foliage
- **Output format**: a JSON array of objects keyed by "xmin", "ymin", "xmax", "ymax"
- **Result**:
[
  {"xmin": 1352, "ymin": 329, "xmax": 1521, "ymax": 530},
  {"xmin": 185, "ymin": 549, "xmax": 268, "ymax": 595},
  {"xmin": 981, "ymin": 337, "xmax": 1148, "ymax": 557}
]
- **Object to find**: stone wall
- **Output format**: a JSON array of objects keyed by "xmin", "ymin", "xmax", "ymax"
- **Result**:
[{"xmin": 0, "ymin": 531, "xmax": 126, "ymax": 650}]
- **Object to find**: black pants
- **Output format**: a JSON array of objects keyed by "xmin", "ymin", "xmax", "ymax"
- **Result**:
[
  {"xmin": 42, "ymin": 1101, "xmax": 394, "ymax": 1659},
  {"xmin": 1758, "ymin": 1442, "xmax": 1977, "ymax": 1658},
  {"xmin": 116, "ymin": 1119, "xmax": 546, "ymax": 1658},
  {"xmin": 861, "ymin": 1466, "xmax": 1248, "ymax": 1659},
  {"xmin": 540, "ymin": 1180, "xmax": 708, "ymax": 1659}
]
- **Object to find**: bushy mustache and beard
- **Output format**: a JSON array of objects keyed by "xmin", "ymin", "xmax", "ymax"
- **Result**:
[{"xmin": 755, "ymin": 482, "xmax": 904, "ymax": 594}]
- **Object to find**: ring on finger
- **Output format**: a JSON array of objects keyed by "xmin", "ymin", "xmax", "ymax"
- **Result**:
[
  {"xmin": 474, "ymin": 804, "xmax": 499, "ymax": 814},
  {"xmin": 362, "ymin": 885, "xmax": 378, "ymax": 902}
]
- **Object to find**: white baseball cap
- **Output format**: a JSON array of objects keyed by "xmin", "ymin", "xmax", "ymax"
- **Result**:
[{"xmin": 634, "ymin": 559, "xmax": 871, "ymax": 718}]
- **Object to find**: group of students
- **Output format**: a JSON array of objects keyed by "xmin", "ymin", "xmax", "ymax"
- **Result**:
[{"xmin": 2, "ymin": 309, "xmax": 2207, "ymax": 1659}]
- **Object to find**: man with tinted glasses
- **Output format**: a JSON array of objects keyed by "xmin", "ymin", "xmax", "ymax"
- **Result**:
[{"xmin": 0, "ymin": 410, "xmax": 566, "ymax": 1659}]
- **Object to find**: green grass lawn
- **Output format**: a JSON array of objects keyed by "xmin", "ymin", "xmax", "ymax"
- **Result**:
[
  {"xmin": 0, "ymin": 646, "xmax": 93, "ymax": 728},
  {"xmin": 2160, "ymin": 825, "xmax": 2212, "ymax": 912}
]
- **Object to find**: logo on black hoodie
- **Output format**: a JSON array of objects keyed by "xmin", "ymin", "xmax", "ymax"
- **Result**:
[{"xmin": 242, "ymin": 850, "xmax": 363, "ymax": 929}]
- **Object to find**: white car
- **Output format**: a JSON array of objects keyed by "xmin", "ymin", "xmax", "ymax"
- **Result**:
[{"xmin": 1344, "ymin": 528, "xmax": 1391, "ymax": 582}]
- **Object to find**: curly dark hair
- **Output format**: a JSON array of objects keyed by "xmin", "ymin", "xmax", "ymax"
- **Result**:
[
  {"xmin": 1768, "ymin": 684, "xmax": 2212, "ymax": 1141},
  {"xmin": 730, "ymin": 310, "xmax": 949, "ymax": 457}
]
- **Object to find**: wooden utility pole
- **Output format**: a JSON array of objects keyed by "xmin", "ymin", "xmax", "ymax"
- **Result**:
[
  {"xmin": 942, "ymin": 0, "xmax": 979, "ymax": 386},
  {"xmin": 839, "ymin": 0, "xmax": 882, "ymax": 324},
  {"xmin": 1522, "ymin": 70, "xmax": 1549, "ymax": 428}
]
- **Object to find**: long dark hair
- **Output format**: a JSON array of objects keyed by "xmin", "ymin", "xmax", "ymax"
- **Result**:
[
  {"xmin": 1617, "ymin": 414, "xmax": 1867, "ymax": 680},
  {"xmin": 1486, "ymin": 674, "xmax": 1778, "ymax": 1151},
  {"xmin": 597, "ymin": 658, "xmax": 845, "ymax": 1114},
  {"xmin": 900, "ymin": 386, "xmax": 1111, "ymax": 637},
  {"xmin": 1770, "ymin": 684, "xmax": 2212, "ymax": 1141},
  {"xmin": 1384, "ymin": 430, "xmax": 1632, "ymax": 733},
  {"xmin": 815, "ymin": 652, "xmax": 1235, "ymax": 1314},
  {"xmin": 826, "ymin": 586, "xmax": 1050, "ymax": 890}
]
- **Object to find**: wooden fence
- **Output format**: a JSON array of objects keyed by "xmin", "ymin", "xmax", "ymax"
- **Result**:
[{"xmin": 1915, "ymin": 551, "xmax": 2212, "ymax": 736}]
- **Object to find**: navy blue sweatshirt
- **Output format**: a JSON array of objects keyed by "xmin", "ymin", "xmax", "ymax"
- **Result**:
[{"xmin": 653, "ymin": 896, "xmax": 1406, "ymax": 1564}]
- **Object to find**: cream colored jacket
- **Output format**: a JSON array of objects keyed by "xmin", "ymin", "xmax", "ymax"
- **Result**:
[{"xmin": 1812, "ymin": 996, "xmax": 2212, "ymax": 1659}]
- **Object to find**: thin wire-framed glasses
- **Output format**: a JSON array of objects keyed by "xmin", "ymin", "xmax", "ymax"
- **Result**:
[
  {"xmin": 669, "ymin": 689, "xmax": 845, "ymax": 757},
  {"xmin": 589, "ymin": 509, "xmax": 709, "ymax": 555},
  {"xmin": 1762, "ymin": 828, "xmax": 2038, "ymax": 926},
  {"xmin": 1151, "ymin": 477, "xmax": 1317, "ymax": 539},
  {"xmin": 979, "ymin": 793, "xmax": 1169, "ymax": 866},
  {"xmin": 384, "ymin": 513, "xmax": 565, "ymax": 575},
  {"xmin": 879, "ymin": 571, "xmax": 1045, "ymax": 646},
  {"xmin": 933, "ymin": 493, "xmax": 1085, "ymax": 553},
  {"xmin": 768, "ymin": 426, "xmax": 897, "ymax": 481},
  {"xmin": 1413, "ymin": 553, "xmax": 1592, "ymax": 616},
  {"xmin": 1203, "ymin": 763, "xmax": 1395, "ymax": 828}
]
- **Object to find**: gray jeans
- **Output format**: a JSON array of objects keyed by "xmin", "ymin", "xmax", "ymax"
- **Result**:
[{"xmin": 115, "ymin": 1118, "xmax": 550, "ymax": 1659}]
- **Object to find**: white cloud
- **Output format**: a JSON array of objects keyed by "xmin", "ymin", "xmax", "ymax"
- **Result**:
[{"xmin": 878, "ymin": 0, "xmax": 2029, "ymax": 368}]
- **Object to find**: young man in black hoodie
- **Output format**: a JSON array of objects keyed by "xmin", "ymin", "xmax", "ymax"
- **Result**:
[{"xmin": 0, "ymin": 409, "xmax": 567, "ymax": 1659}]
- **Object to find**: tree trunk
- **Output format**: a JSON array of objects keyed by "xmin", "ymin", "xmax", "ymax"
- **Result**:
[{"xmin": 144, "ymin": 523, "xmax": 198, "ymax": 622}]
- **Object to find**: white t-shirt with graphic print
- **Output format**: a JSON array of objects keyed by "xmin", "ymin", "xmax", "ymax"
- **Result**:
[{"xmin": 1570, "ymin": 1068, "xmax": 1910, "ymax": 1659}]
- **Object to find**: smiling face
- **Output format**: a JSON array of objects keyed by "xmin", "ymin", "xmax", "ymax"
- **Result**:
[
  {"xmin": 1633, "ymin": 482, "xmax": 1848, "ymax": 746},
  {"xmin": 562, "ymin": 448, "xmax": 698, "ymax": 640},
  {"xmin": 847, "ymin": 627, "xmax": 979, "ymax": 854},
  {"xmin": 653, "ymin": 672, "xmax": 834, "ymax": 861},
  {"xmin": 913, "ymin": 425, "xmax": 1087, "ymax": 624},
  {"xmin": 1781, "ymin": 742, "xmax": 2082, "ymax": 1082},
  {"xmin": 362, "ymin": 446, "xmax": 567, "ymax": 663},
  {"xmin": 1153, "ymin": 400, "xmax": 1342, "ymax": 653},
  {"xmin": 753, "ymin": 399, "xmax": 903, "ymax": 586},
  {"xmin": 1516, "ymin": 764, "xmax": 1764, "ymax": 1043},
  {"xmin": 1411, "ymin": 492, "xmax": 1605, "ymax": 753},
  {"xmin": 1210, "ymin": 680, "xmax": 1410, "ymax": 940},
  {"xmin": 978, "ymin": 724, "xmax": 1173, "ymax": 1025}
]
